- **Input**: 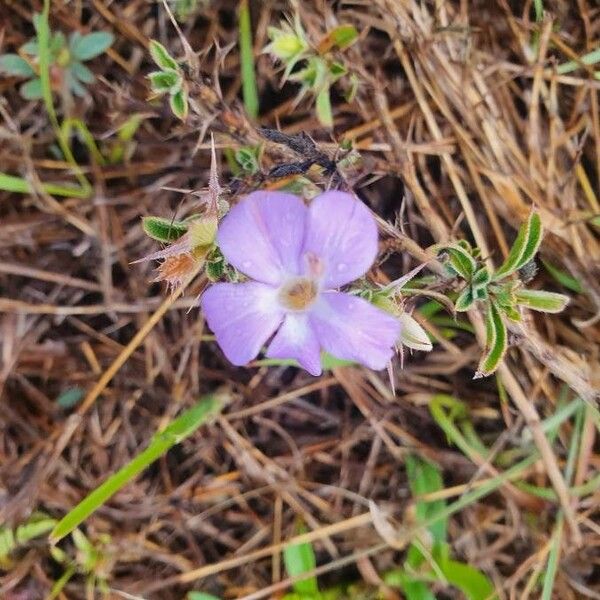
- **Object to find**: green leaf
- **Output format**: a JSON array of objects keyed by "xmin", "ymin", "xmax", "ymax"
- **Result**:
[
  {"xmin": 142, "ymin": 216, "xmax": 189, "ymax": 243},
  {"xmin": 0, "ymin": 53, "xmax": 35, "ymax": 76},
  {"xmin": 170, "ymin": 88, "xmax": 188, "ymax": 121},
  {"xmin": 20, "ymin": 77, "xmax": 43, "ymax": 99},
  {"xmin": 57, "ymin": 387, "xmax": 84, "ymax": 408},
  {"xmin": 472, "ymin": 267, "xmax": 491, "ymax": 289},
  {"xmin": 50, "ymin": 394, "xmax": 223, "ymax": 542},
  {"xmin": 187, "ymin": 594, "xmax": 221, "ymax": 600},
  {"xmin": 328, "ymin": 24, "xmax": 359, "ymax": 49},
  {"xmin": 235, "ymin": 146, "xmax": 260, "ymax": 174},
  {"xmin": 66, "ymin": 70, "xmax": 87, "ymax": 97},
  {"xmin": 514, "ymin": 289, "xmax": 569, "ymax": 313},
  {"xmin": 149, "ymin": 69, "xmax": 181, "ymax": 93},
  {"xmin": 437, "ymin": 557, "xmax": 498, "ymax": 600},
  {"xmin": 437, "ymin": 243, "xmax": 477, "ymax": 280},
  {"xmin": 1, "ymin": 513, "xmax": 57, "ymax": 567},
  {"xmin": 405, "ymin": 455, "xmax": 447, "ymax": 546},
  {"xmin": 493, "ymin": 212, "xmax": 542, "ymax": 280},
  {"xmin": 21, "ymin": 39, "xmax": 39, "ymax": 55},
  {"xmin": 475, "ymin": 301, "xmax": 507, "ymax": 378},
  {"xmin": 315, "ymin": 86, "xmax": 333, "ymax": 127},
  {"xmin": 70, "ymin": 31, "xmax": 114, "ymax": 60},
  {"xmin": 283, "ymin": 531, "xmax": 319, "ymax": 596},
  {"xmin": 384, "ymin": 570, "xmax": 436, "ymax": 600},
  {"xmin": 541, "ymin": 259, "xmax": 583, "ymax": 293},
  {"xmin": 149, "ymin": 39, "xmax": 179, "ymax": 71},
  {"xmin": 454, "ymin": 287, "xmax": 475, "ymax": 312},
  {"xmin": 70, "ymin": 61, "xmax": 95, "ymax": 83}
]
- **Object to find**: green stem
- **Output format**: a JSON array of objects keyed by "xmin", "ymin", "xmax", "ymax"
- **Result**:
[{"xmin": 238, "ymin": 0, "xmax": 259, "ymax": 119}]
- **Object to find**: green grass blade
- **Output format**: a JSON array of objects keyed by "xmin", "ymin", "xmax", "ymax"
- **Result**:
[
  {"xmin": 50, "ymin": 395, "xmax": 223, "ymax": 542},
  {"xmin": 283, "ymin": 528, "xmax": 319, "ymax": 596},
  {"xmin": 238, "ymin": 0, "xmax": 259, "ymax": 119},
  {"xmin": 0, "ymin": 172, "xmax": 90, "ymax": 198}
]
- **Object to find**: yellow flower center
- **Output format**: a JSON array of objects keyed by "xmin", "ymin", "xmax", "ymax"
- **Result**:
[{"xmin": 279, "ymin": 278, "xmax": 318, "ymax": 311}]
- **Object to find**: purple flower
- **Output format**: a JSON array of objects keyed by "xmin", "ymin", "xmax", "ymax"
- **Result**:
[{"xmin": 201, "ymin": 190, "xmax": 400, "ymax": 376}]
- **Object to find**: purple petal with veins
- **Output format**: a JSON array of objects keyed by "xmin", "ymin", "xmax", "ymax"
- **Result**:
[{"xmin": 201, "ymin": 190, "xmax": 399, "ymax": 375}]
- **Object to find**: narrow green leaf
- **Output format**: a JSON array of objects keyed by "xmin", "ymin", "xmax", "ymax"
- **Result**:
[
  {"xmin": 541, "ymin": 259, "xmax": 583, "ymax": 293},
  {"xmin": 493, "ymin": 212, "xmax": 542, "ymax": 280},
  {"xmin": 142, "ymin": 215, "xmax": 189, "ymax": 242},
  {"xmin": 20, "ymin": 77, "xmax": 43, "ymax": 99},
  {"xmin": 475, "ymin": 301, "xmax": 507, "ymax": 378},
  {"xmin": 149, "ymin": 39, "xmax": 179, "ymax": 70},
  {"xmin": 328, "ymin": 24, "xmax": 359, "ymax": 49},
  {"xmin": 70, "ymin": 31, "xmax": 114, "ymax": 60},
  {"xmin": 170, "ymin": 88, "xmax": 188, "ymax": 120},
  {"xmin": 0, "ymin": 172, "xmax": 89, "ymax": 198},
  {"xmin": 149, "ymin": 69, "xmax": 181, "ymax": 93},
  {"xmin": 454, "ymin": 287, "xmax": 475, "ymax": 312},
  {"xmin": 283, "ymin": 530, "xmax": 319, "ymax": 596},
  {"xmin": 0, "ymin": 53, "xmax": 35, "ymax": 76},
  {"xmin": 514, "ymin": 289, "xmax": 569, "ymax": 313},
  {"xmin": 315, "ymin": 86, "xmax": 333, "ymax": 127},
  {"xmin": 238, "ymin": 0, "xmax": 259, "ymax": 119},
  {"xmin": 437, "ymin": 244, "xmax": 477, "ymax": 280},
  {"xmin": 187, "ymin": 593, "xmax": 221, "ymax": 600},
  {"xmin": 50, "ymin": 395, "xmax": 223, "ymax": 542}
]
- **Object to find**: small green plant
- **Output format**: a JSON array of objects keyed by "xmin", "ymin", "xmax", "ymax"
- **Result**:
[
  {"xmin": 147, "ymin": 39, "xmax": 189, "ymax": 120},
  {"xmin": 264, "ymin": 16, "xmax": 359, "ymax": 127},
  {"xmin": 435, "ymin": 211, "xmax": 569, "ymax": 377},
  {"xmin": 0, "ymin": 14, "xmax": 113, "ymax": 99},
  {"xmin": 383, "ymin": 454, "xmax": 498, "ymax": 600},
  {"xmin": 49, "ymin": 529, "xmax": 113, "ymax": 599},
  {"xmin": 0, "ymin": 512, "xmax": 57, "ymax": 568}
]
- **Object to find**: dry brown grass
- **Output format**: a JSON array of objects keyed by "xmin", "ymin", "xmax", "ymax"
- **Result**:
[{"xmin": 1, "ymin": 0, "xmax": 599, "ymax": 598}]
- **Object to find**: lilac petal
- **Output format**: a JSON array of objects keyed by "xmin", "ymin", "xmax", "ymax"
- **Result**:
[
  {"xmin": 267, "ymin": 314, "xmax": 322, "ymax": 376},
  {"xmin": 309, "ymin": 292, "xmax": 400, "ymax": 370},
  {"xmin": 201, "ymin": 282, "xmax": 284, "ymax": 366},
  {"xmin": 217, "ymin": 191, "xmax": 308, "ymax": 285},
  {"xmin": 302, "ymin": 191, "xmax": 378, "ymax": 288}
]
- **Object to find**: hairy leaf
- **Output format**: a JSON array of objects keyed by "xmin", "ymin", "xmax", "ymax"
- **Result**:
[
  {"xmin": 515, "ymin": 289, "xmax": 569, "ymax": 313},
  {"xmin": 149, "ymin": 39, "xmax": 179, "ymax": 70},
  {"xmin": 149, "ymin": 69, "xmax": 181, "ymax": 93},
  {"xmin": 142, "ymin": 216, "xmax": 189, "ymax": 242},
  {"xmin": 437, "ymin": 243, "xmax": 477, "ymax": 280},
  {"xmin": 493, "ymin": 212, "xmax": 542, "ymax": 280},
  {"xmin": 475, "ymin": 301, "xmax": 507, "ymax": 378},
  {"xmin": 170, "ymin": 87, "xmax": 189, "ymax": 120},
  {"xmin": 454, "ymin": 287, "xmax": 475, "ymax": 312}
]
